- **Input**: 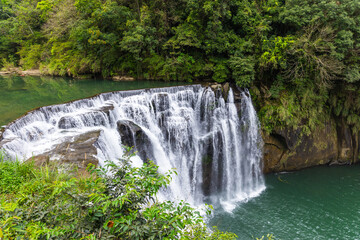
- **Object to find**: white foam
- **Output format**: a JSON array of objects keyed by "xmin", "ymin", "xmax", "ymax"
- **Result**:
[{"xmin": 1, "ymin": 85, "xmax": 265, "ymax": 211}]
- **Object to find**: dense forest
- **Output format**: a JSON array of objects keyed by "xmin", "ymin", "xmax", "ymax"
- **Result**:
[
  {"xmin": 1, "ymin": 0, "xmax": 360, "ymax": 134},
  {"xmin": 1, "ymin": 1, "xmax": 359, "ymax": 238}
]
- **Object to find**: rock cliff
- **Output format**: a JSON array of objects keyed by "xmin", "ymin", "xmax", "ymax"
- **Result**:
[{"xmin": 262, "ymin": 117, "xmax": 360, "ymax": 173}]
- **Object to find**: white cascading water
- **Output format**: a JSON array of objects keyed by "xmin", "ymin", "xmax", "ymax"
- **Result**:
[{"xmin": 0, "ymin": 85, "xmax": 265, "ymax": 211}]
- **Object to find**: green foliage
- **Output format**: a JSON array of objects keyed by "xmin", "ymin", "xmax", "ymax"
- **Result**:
[
  {"xmin": 0, "ymin": 58, "xmax": 16, "ymax": 71},
  {"xmin": 329, "ymin": 84, "xmax": 360, "ymax": 133},
  {"xmin": 0, "ymin": 153, "xmax": 236, "ymax": 239},
  {"xmin": 253, "ymin": 0, "xmax": 360, "ymax": 134},
  {"xmin": 18, "ymin": 44, "xmax": 43, "ymax": 69},
  {"xmin": 212, "ymin": 63, "xmax": 229, "ymax": 83},
  {"xmin": 0, "ymin": 157, "xmax": 35, "ymax": 193},
  {"xmin": 0, "ymin": 0, "xmax": 266, "ymax": 84},
  {"xmin": 255, "ymin": 80, "xmax": 329, "ymax": 135},
  {"xmin": 229, "ymin": 55, "xmax": 255, "ymax": 87},
  {"xmin": 1, "ymin": 0, "xmax": 360, "ymax": 134},
  {"xmin": 344, "ymin": 66, "xmax": 360, "ymax": 83},
  {"xmin": 256, "ymin": 233, "xmax": 277, "ymax": 240},
  {"xmin": 260, "ymin": 36, "xmax": 294, "ymax": 70},
  {"xmin": 182, "ymin": 226, "xmax": 237, "ymax": 240},
  {"xmin": 74, "ymin": 0, "xmax": 101, "ymax": 16}
]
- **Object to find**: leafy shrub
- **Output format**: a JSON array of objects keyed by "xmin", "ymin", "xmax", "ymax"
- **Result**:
[
  {"xmin": 18, "ymin": 44, "xmax": 43, "ymax": 70},
  {"xmin": 0, "ymin": 59, "xmax": 16, "ymax": 71},
  {"xmin": 0, "ymin": 153, "xmax": 236, "ymax": 239}
]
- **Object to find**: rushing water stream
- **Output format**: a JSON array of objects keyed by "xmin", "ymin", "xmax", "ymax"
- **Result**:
[{"xmin": 0, "ymin": 78, "xmax": 265, "ymax": 209}]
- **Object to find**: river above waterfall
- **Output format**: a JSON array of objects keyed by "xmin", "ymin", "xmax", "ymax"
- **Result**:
[
  {"xmin": 0, "ymin": 75, "xmax": 189, "ymax": 126},
  {"xmin": 210, "ymin": 164, "xmax": 360, "ymax": 239}
]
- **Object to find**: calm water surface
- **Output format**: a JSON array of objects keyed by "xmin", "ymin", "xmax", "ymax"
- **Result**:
[
  {"xmin": 0, "ymin": 75, "xmax": 189, "ymax": 126},
  {"xmin": 210, "ymin": 165, "xmax": 360, "ymax": 239}
]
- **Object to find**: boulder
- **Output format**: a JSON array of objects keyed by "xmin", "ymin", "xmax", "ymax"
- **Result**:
[
  {"xmin": 58, "ymin": 116, "xmax": 78, "ymax": 129},
  {"xmin": 222, "ymin": 82, "xmax": 230, "ymax": 101},
  {"xmin": 26, "ymin": 130, "xmax": 101, "ymax": 170},
  {"xmin": 210, "ymin": 83, "xmax": 221, "ymax": 91},
  {"xmin": 58, "ymin": 111, "xmax": 109, "ymax": 129},
  {"xmin": 95, "ymin": 104, "xmax": 114, "ymax": 117},
  {"xmin": 112, "ymin": 76, "xmax": 135, "ymax": 81}
]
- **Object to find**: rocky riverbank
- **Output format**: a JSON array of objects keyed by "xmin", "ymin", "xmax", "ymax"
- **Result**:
[{"xmin": 0, "ymin": 68, "xmax": 41, "ymax": 76}]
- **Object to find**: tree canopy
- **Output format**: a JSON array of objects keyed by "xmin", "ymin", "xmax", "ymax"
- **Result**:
[{"xmin": 1, "ymin": 0, "xmax": 360, "ymax": 132}]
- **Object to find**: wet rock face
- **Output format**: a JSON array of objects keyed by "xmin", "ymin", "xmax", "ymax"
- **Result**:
[
  {"xmin": 27, "ymin": 131, "xmax": 101, "ymax": 170},
  {"xmin": 58, "ymin": 116, "xmax": 78, "ymax": 129},
  {"xmin": 116, "ymin": 120, "xmax": 153, "ymax": 161},
  {"xmin": 262, "ymin": 118, "xmax": 360, "ymax": 173},
  {"xmin": 58, "ymin": 111, "xmax": 108, "ymax": 129},
  {"xmin": 0, "ymin": 127, "xmax": 4, "ymax": 142},
  {"xmin": 0, "ymin": 137, "xmax": 13, "ymax": 149},
  {"xmin": 335, "ymin": 118, "xmax": 358, "ymax": 164},
  {"xmin": 117, "ymin": 120, "xmax": 140, "ymax": 147},
  {"xmin": 201, "ymin": 130, "xmax": 225, "ymax": 196}
]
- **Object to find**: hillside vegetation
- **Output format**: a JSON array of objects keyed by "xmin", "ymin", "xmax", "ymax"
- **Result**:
[
  {"xmin": 1, "ymin": 0, "xmax": 359, "ymax": 133},
  {"xmin": 0, "ymin": 151, "xmax": 237, "ymax": 239}
]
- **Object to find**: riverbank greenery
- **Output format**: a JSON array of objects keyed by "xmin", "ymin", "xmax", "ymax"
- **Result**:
[
  {"xmin": 0, "ymin": 151, "xmax": 236, "ymax": 239},
  {"xmin": 1, "ymin": 0, "xmax": 360, "ymax": 133}
]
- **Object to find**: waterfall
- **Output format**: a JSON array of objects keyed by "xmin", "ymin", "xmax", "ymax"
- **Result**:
[{"xmin": 0, "ymin": 85, "xmax": 265, "ymax": 210}]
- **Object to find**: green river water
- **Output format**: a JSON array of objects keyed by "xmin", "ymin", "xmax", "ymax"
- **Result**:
[
  {"xmin": 0, "ymin": 75, "xmax": 188, "ymax": 126},
  {"xmin": 1, "ymin": 76, "xmax": 358, "ymax": 240},
  {"xmin": 211, "ymin": 164, "xmax": 360, "ymax": 240}
]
